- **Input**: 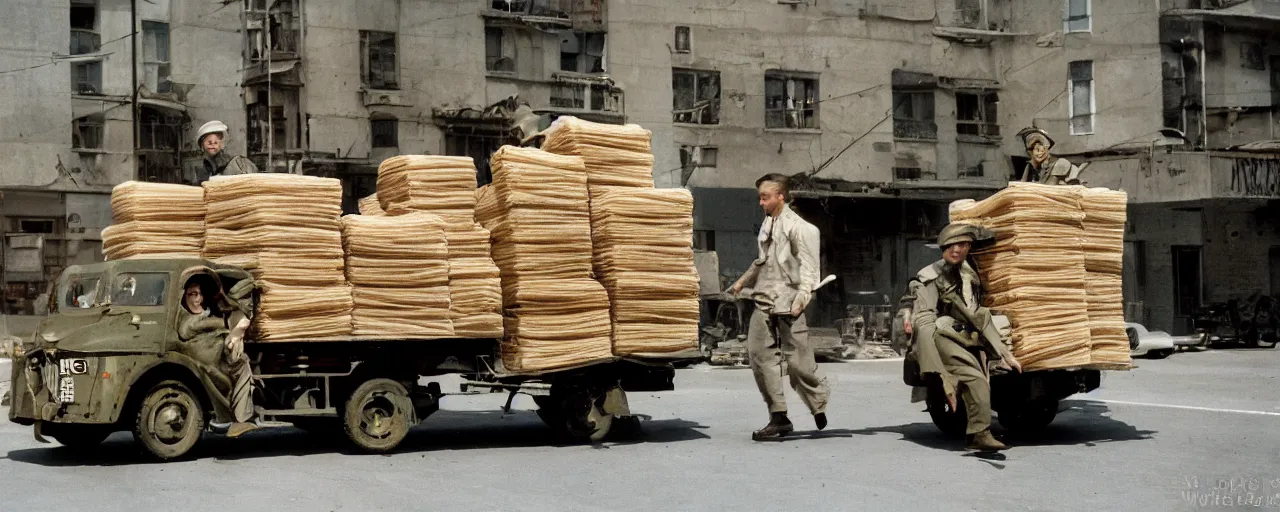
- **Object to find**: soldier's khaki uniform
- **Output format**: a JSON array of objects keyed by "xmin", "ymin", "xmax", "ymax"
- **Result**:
[
  {"xmin": 193, "ymin": 152, "xmax": 258, "ymax": 185},
  {"xmin": 737, "ymin": 205, "xmax": 830, "ymax": 416},
  {"xmin": 179, "ymin": 309, "xmax": 254, "ymax": 423},
  {"xmin": 1020, "ymin": 156, "xmax": 1082, "ymax": 185},
  {"xmin": 906, "ymin": 259, "xmax": 1013, "ymax": 434}
]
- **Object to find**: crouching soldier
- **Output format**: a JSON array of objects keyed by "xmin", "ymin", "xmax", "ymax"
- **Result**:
[
  {"xmin": 178, "ymin": 277, "xmax": 260, "ymax": 438},
  {"xmin": 904, "ymin": 222, "xmax": 1022, "ymax": 451}
]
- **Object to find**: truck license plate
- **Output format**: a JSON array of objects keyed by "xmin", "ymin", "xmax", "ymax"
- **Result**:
[{"xmin": 58, "ymin": 376, "xmax": 75, "ymax": 404}]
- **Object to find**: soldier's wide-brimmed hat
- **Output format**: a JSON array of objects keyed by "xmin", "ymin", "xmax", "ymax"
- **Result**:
[
  {"xmin": 196, "ymin": 120, "xmax": 229, "ymax": 144},
  {"xmin": 936, "ymin": 222, "xmax": 995, "ymax": 250},
  {"xmin": 1017, "ymin": 127, "xmax": 1055, "ymax": 150}
]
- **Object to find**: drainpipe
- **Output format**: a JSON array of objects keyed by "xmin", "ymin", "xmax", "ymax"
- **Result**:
[{"xmin": 130, "ymin": 0, "xmax": 138, "ymax": 178}]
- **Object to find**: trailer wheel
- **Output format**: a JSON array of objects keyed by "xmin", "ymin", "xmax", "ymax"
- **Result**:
[
  {"xmin": 926, "ymin": 384, "xmax": 967, "ymax": 438},
  {"xmin": 342, "ymin": 378, "xmax": 411, "ymax": 454},
  {"xmin": 535, "ymin": 387, "xmax": 618, "ymax": 442},
  {"xmin": 998, "ymin": 400, "xmax": 1058, "ymax": 433},
  {"xmin": 133, "ymin": 380, "xmax": 204, "ymax": 461}
]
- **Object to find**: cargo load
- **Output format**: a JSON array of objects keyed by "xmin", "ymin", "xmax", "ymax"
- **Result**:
[
  {"xmin": 101, "ymin": 181, "xmax": 205, "ymax": 260},
  {"xmin": 341, "ymin": 213, "xmax": 453, "ymax": 338},
  {"xmin": 949, "ymin": 182, "xmax": 1131, "ymax": 371}
]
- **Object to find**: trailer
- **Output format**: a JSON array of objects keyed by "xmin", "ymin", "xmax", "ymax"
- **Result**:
[{"xmin": 7, "ymin": 258, "xmax": 678, "ymax": 460}]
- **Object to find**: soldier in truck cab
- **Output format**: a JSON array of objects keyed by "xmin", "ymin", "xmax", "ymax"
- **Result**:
[{"xmin": 179, "ymin": 279, "xmax": 258, "ymax": 438}]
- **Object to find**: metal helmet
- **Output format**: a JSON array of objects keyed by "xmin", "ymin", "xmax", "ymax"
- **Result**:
[
  {"xmin": 936, "ymin": 222, "xmax": 994, "ymax": 250},
  {"xmin": 1017, "ymin": 127, "xmax": 1055, "ymax": 151}
]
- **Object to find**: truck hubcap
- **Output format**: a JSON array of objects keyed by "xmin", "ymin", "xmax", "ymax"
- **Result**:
[
  {"xmin": 358, "ymin": 394, "xmax": 397, "ymax": 439},
  {"xmin": 152, "ymin": 395, "xmax": 192, "ymax": 444}
]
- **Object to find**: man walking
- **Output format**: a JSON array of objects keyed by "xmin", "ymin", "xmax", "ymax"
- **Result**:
[
  {"xmin": 906, "ymin": 222, "xmax": 1022, "ymax": 451},
  {"xmin": 731, "ymin": 173, "xmax": 830, "ymax": 441}
]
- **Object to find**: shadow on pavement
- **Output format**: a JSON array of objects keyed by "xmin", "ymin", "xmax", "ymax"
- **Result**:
[
  {"xmin": 837, "ymin": 400, "xmax": 1156, "ymax": 454},
  {"xmin": 2, "ymin": 410, "xmax": 710, "ymax": 467}
]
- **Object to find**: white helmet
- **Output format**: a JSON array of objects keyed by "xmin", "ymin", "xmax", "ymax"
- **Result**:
[{"xmin": 196, "ymin": 120, "xmax": 229, "ymax": 144}]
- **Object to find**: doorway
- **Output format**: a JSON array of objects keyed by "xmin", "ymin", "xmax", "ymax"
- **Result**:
[
  {"xmin": 1270, "ymin": 246, "xmax": 1280, "ymax": 297},
  {"xmin": 1172, "ymin": 245, "xmax": 1203, "ymax": 334}
]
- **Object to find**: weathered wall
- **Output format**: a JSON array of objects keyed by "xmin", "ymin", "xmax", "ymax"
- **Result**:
[
  {"xmin": 1203, "ymin": 203, "xmax": 1280, "ymax": 305},
  {"xmin": 0, "ymin": 0, "xmax": 73, "ymax": 189},
  {"xmin": 1000, "ymin": 0, "xmax": 1163, "ymax": 156},
  {"xmin": 172, "ymin": 0, "xmax": 246, "ymax": 156},
  {"xmin": 1126, "ymin": 204, "xmax": 1204, "ymax": 334}
]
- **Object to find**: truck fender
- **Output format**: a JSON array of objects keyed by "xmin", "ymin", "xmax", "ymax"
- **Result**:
[{"xmin": 108, "ymin": 353, "xmax": 229, "ymax": 424}]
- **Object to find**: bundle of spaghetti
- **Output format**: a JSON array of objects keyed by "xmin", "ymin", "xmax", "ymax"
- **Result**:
[
  {"xmin": 540, "ymin": 116, "xmax": 656, "ymax": 196},
  {"xmin": 376, "ymin": 155, "xmax": 479, "ymax": 225},
  {"xmin": 340, "ymin": 213, "xmax": 453, "ymax": 338},
  {"xmin": 102, "ymin": 181, "xmax": 205, "ymax": 260},
  {"xmin": 487, "ymin": 145, "xmax": 612, "ymax": 372},
  {"xmin": 589, "ymin": 188, "xmax": 700, "ymax": 355},
  {"xmin": 202, "ymin": 174, "xmax": 352, "ymax": 341},
  {"xmin": 1080, "ymin": 187, "xmax": 1131, "ymax": 368},
  {"xmin": 950, "ymin": 182, "xmax": 1092, "ymax": 370}
]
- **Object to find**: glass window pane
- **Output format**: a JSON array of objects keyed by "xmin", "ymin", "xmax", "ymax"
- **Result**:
[
  {"xmin": 62, "ymin": 274, "xmax": 103, "ymax": 309},
  {"xmin": 110, "ymin": 273, "xmax": 169, "ymax": 306}
]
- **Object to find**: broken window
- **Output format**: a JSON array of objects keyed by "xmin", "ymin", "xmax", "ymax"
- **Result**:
[
  {"xmin": 894, "ymin": 167, "xmax": 923, "ymax": 180},
  {"xmin": 559, "ymin": 31, "xmax": 605, "ymax": 73},
  {"xmin": 360, "ymin": 31, "xmax": 398, "ymax": 90},
  {"xmin": 370, "ymin": 116, "xmax": 398, "ymax": 148},
  {"xmin": 485, "ymin": 26, "xmax": 518, "ymax": 73},
  {"xmin": 70, "ymin": 29, "xmax": 99, "ymax": 55},
  {"xmin": 674, "ymin": 26, "xmax": 691, "ymax": 53},
  {"xmin": 70, "ymin": 1, "xmax": 96, "ymax": 31},
  {"xmin": 954, "ymin": 0, "xmax": 982, "ymax": 28},
  {"xmin": 1065, "ymin": 0, "xmax": 1090, "ymax": 33},
  {"xmin": 551, "ymin": 83, "xmax": 585, "ymax": 109},
  {"xmin": 71, "ymin": 61, "xmax": 102, "ymax": 94},
  {"xmin": 138, "ymin": 107, "xmax": 181, "ymax": 150},
  {"xmin": 245, "ymin": 0, "xmax": 300, "ymax": 61},
  {"xmin": 955, "ymin": 91, "xmax": 999, "ymax": 137},
  {"xmin": 765, "ymin": 72, "xmax": 819, "ymax": 129},
  {"xmin": 673, "ymin": 69, "xmax": 720, "ymax": 125},
  {"xmin": 246, "ymin": 87, "xmax": 300, "ymax": 155},
  {"xmin": 142, "ymin": 21, "xmax": 171, "ymax": 93},
  {"xmin": 892, "ymin": 90, "xmax": 936, "ymax": 140},
  {"xmin": 1069, "ymin": 60, "xmax": 1094, "ymax": 134},
  {"xmin": 72, "ymin": 114, "xmax": 104, "ymax": 150}
]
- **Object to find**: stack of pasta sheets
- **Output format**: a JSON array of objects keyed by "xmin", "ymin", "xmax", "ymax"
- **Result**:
[
  {"xmin": 590, "ymin": 188, "xmax": 700, "ymax": 355},
  {"xmin": 376, "ymin": 155, "xmax": 503, "ymax": 338},
  {"xmin": 540, "ymin": 116, "xmax": 656, "ymax": 198},
  {"xmin": 358, "ymin": 194, "xmax": 385, "ymax": 216},
  {"xmin": 341, "ymin": 213, "xmax": 454, "ymax": 338},
  {"xmin": 1080, "ymin": 188, "xmax": 1131, "ymax": 369},
  {"xmin": 376, "ymin": 155, "xmax": 478, "ymax": 225},
  {"xmin": 487, "ymin": 146, "xmax": 613, "ymax": 373},
  {"xmin": 102, "ymin": 181, "xmax": 205, "ymax": 260},
  {"xmin": 950, "ymin": 183, "xmax": 1093, "ymax": 371},
  {"xmin": 202, "ymin": 174, "xmax": 352, "ymax": 341}
]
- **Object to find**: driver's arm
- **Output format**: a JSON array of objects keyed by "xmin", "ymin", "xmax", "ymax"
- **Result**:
[{"xmin": 178, "ymin": 312, "xmax": 228, "ymax": 341}]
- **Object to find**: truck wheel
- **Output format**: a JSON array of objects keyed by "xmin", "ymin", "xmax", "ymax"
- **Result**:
[
  {"xmin": 535, "ymin": 389, "xmax": 615, "ymax": 442},
  {"xmin": 133, "ymin": 380, "xmax": 204, "ymax": 461},
  {"xmin": 342, "ymin": 378, "xmax": 411, "ymax": 454},
  {"xmin": 926, "ymin": 385, "xmax": 967, "ymax": 438},
  {"xmin": 46, "ymin": 425, "xmax": 112, "ymax": 449},
  {"xmin": 998, "ymin": 400, "xmax": 1058, "ymax": 433}
]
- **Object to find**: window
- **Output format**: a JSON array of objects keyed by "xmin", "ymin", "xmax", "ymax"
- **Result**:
[
  {"xmin": 370, "ymin": 117, "xmax": 398, "ymax": 148},
  {"xmin": 673, "ymin": 69, "xmax": 720, "ymax": 124},
  {"xmin": 892, "ymin": 90, "xmax": 936, "ymax": 140},
  {"xmin": 955, "ymin": 0, "xmax": 982, "ymax": 28},
  {"xmin": 142, "ymin": 21, "xmax": 171, "ymax": 93},
  {"xmin": 1065, "ymin": 0, "xmax": 1090, "ymax": 33},
  {"xmin": 445, "ymin": 129, "xmax": 507, "ymax": 186},
  {"xmin": 360, "ymin": 31, "xmax": 398, "ymax": 89},
  {"xmin": 139, "ymin": 107, "xmax": 181, "ymax": 150},
  {"xmin": 70, "ymin": 2, "xmax": 96, "ymax": 30},
  {"xmin": 109, "ymin": 273, "xmax": 169, "ymax": 307},
  {"xmin": 485, "ymin": 26, "xmax": 516, "ymax": 73},
  {"xmin": 1069, "ymin": 60, "xmax": 1095, "ymax": 134},
  {"xmin": 674, "ymin": 26, "xmax": 691, "ymax": 53},
  {"xmin": 894, "ymin": 167, "xmax": 923, "ymax": 180},
  {"xmin": 955, "ymin": 91, "xmax": 999, "ymax": 137},
  {"xmin": 550, "ymin": 83, "xmax": 614, "ymax": 111},
  {"xmin": 72, "ymin": 61, "xmax": 102, "ymax": 94},
  {"xmin": 559, "ymin": 31, "xmax": 605, "ymax": 73},
  {"xmin": 62, "ymin": 273, "xmax": 103, "ymax": 310},
  {"xmin": 70, "ymin": 29, "xmax": 100, "ymax": 55},
  {"xmin": 551, "ymin": 83, "xmax": 585, "ymax": 109},
  {"xmin": 18, "ymin": 219, "xmax": 55, "ymax": 233},
  {"xmin": 765, "ymin": 72, "xmax": 819, "ymax": 129},
  {"xmin": 72, "ymin": 114, "xmax": 104, "ymax": 149}
]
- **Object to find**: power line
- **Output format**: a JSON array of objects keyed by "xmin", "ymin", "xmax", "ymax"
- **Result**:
[{"xmin": 0, "ymin": 30, "xmax": 136, "ymax": 75}]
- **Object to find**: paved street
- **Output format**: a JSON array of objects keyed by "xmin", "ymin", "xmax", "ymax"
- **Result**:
[{"xmin": 2, "ymin": 349, "xmax": 1278, "ymax": 512}]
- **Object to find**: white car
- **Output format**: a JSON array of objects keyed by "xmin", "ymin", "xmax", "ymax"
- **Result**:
[{"xmin": 1126, "ymin": 322, "xmax": 1175, "ymax": 359}]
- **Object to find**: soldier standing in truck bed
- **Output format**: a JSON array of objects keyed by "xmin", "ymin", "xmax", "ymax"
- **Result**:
[
  {"xmin": 905, "ymin": 222, "xmax": 1022, "ymax": 451},
  {"xmin": 1017, "ymin": 127, "xmax": 1084, "ymax": 185}
]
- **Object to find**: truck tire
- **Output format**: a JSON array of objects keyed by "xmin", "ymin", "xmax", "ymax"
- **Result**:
[
  {"xmin": 46, "ymin": 424, "xmax": 112, "ymax": 449},
  {"xmin": 133, "ymin": 380, "xmax": 204, "ymax": 461},
  {"xmin": 998, "ymin": 400, "xmax": 1058, "ymax": 433},
  {"xmin": 535, "ymin": 389, "xmax": 614, "ymax": 442},
  {"xmin": 926, "ymin": 385, "xmax": 967, "ymax": 438},
  {"xmin": 342, "ymin": 378, "xmax": 411, "ymax": 454}
]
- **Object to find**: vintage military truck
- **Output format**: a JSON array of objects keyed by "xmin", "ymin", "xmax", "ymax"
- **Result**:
[{"xmin": 8, "ymin": 258, "xmax": 674, "ymax": 460}]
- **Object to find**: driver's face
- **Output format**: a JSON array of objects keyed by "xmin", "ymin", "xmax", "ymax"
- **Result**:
[{"xmin": 184, "ymin": 286, "xmax": 203, "ymax": 311}]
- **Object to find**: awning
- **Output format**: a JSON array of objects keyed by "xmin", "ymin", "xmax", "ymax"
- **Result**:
[
  {"xmin": 137, "ymin": 97, "xmax": 187, "ymax": 113},
  {"xmin": 1164, "ymin": 3, "xmax": 1280, "ymax": 24}
]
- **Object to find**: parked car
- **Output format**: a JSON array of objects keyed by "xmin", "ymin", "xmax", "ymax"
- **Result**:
[{"xmin": 1126, "ymin": 322, "xmax": 1175, "ymax": 359}]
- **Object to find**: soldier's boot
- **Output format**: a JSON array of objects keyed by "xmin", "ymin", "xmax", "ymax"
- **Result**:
[
  {"xmin": 966, "ymin": 429, "xmax": 1007, "ymax": 451},
  {"xmin": 814, "ymin": 413, "xmax": 828, "ymax": 431},
  {"xmin": 751, "ymin": 412, "xmax": 794, "ymax": 441},
  {"xmin": 226, "ymin": 421, "xmax": 260, "ymax": 439}
]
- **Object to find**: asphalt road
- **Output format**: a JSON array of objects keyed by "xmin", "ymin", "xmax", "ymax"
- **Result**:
[{"xmin": 2, "ymin": 349, "xmax": 1278, "ymax": 512}]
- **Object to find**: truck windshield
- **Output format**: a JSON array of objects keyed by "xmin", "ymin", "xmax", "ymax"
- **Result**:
[
  {"xmin": 108, "ymin": 272, "xmax": 169, "ymax": 307},
  {"xmin": 61, "ymin": 274, "xmax": 103, "ymax": 309}
]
